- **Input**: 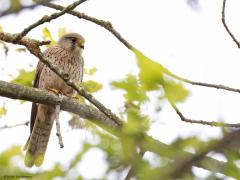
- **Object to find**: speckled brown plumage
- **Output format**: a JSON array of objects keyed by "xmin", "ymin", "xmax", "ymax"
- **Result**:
[{"xmin": 24, "ymin": 33, "xmax": 85, "ymax": 167}]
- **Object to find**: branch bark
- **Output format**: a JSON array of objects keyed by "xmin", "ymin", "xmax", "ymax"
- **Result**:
[
  {"xmin": 0, "ymin": 80, "xmax": 238, "ymax": 178},
  {"xmin": 0, "ymin": 80, "xmax": 119, "ymax": 130}
]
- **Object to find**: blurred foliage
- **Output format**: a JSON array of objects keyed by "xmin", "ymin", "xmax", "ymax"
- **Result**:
[
  {"xmin": 84, "ymin": 67, "xmax": 97, "ymax": 76},
  {"xmin": 2, "ymin": 43, "xmax": 236, "ymax": 179},
  {"xmin": 82, "ymin": 80, "xmax": 102, "ymax": 93},
  {"xmin": 133, "ymin": 48, "xmax": 189, "ymax": 102},
  {"xmin": 11, "ymin": 69, "xmax": 35, "ymax": 87},
  {"xmin": 112, "ymin": 74, "xmax": 148, "ymax": 104}
]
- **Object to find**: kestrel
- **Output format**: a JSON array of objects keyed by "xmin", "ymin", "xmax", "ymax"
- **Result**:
[{"xmin": 24, "ymin": 33, "xmax": 85, "ymax": 167}]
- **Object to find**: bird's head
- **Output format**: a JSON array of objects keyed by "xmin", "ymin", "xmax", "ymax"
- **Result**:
[{"xmin": 57, "ymin": 33, "xmax": 85, "ymax": 54}]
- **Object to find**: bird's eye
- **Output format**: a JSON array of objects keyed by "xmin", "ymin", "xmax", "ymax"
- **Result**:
[
  {"xmin": 80, "ymin": 45, "xmax": 84, "ymax": 49},
  {"xmin": 70, "ymin": 37, "xmax": 76, "ymax": 43}
]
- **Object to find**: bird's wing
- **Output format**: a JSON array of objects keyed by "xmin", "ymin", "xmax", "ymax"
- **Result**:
[{"xmin": 30, "ymin": 61, "xmax": 45, "ymax": 133}]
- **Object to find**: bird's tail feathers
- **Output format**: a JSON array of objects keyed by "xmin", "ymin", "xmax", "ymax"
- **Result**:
[{"xmin": 24, "ymin": 105, "xmax": 56, "ymax": 167}]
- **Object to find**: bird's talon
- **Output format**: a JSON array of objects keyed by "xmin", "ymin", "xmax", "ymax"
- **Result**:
[
  {"xmin": 72, "ymin": 96, "xmax": 79, "ymax": 100},
  {"xmin": 48, "ymin": 88, "xmax": 62, "ymax": 95}
]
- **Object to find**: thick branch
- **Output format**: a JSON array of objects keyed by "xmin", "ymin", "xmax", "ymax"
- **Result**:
[
  {"xmin": 0, "ymin": 80, "xmax": 237, "ymax": 178},
  {"xmin": 0, "ymin": 80, "xmax": 119, "ymax": 130}
]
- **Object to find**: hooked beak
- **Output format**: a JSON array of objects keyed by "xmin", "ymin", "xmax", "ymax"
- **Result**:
[{"xmin": 77, "ymin": 40, "xmax": 84, "ymax": 49}]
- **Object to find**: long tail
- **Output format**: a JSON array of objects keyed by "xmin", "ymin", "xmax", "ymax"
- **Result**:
[{"xmin": 24, "ymin": 104, "xmax": 56, "ymax": 167}]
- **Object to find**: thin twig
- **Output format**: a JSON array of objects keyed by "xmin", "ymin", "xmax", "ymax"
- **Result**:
[
  {"xmin": 0, "ymin": 0, "xmax": 56, "ymax": 18},
  {"xmin": 167, "ymin": 97, "xmax": 240, "ymax": 128},
  {"xmin": 14, "ymin": 0, "xmax": 88, "ymax": 42},
  {"xmin": 0, "ymin": 121, "xmax": 29, "ymax": 130},
  {"xmin": 164, "ymin": 69, "xmax": 240, "ymax": 93},
  {"xmin": 221, "ymin": 0, "xmax": 240, "ymax": 48}
]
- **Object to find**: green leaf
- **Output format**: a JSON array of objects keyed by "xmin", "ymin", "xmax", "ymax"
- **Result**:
[
  {"xmin": 0, "ymin": 146, "xmax": 21, "ymax": 167},
  {"xmin": 11, "ymin": 69, "xmax": 35, "ymax": 87},
  {"xmin": 42, "ymin": 27, "xmax": 56, "ymax": 46},
  {"xmin": 82, "ymin": 80, "xmax": 102, "ymax": 93},
  {"xmin": 164, "ymin": 80, "xmax": 189, "ymax": 102},
  {"xmin": 84, "ymin": 67, "xmax": 97, "ymax": 76},
  {"xmin": 133, "ymin": 48, "xmax": 165, "ymax": 90},
  {"xmin": 111, "ymin": 74, "xmax": 148, "ymax": 103}
]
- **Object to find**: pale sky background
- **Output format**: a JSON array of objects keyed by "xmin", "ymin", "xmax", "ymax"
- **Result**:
[{"xmin": 1, "ymin": 0, "xmax": 240, "ymax": 179}]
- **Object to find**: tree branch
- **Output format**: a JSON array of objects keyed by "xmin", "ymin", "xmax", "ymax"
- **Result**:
[
  {"xmin": 0, "ymin": 80, "xmax": 237, "ymax": 178},
  {"xmin": 167, "ymin": 97, "xmax": 240, "ymax": 128},
  {"xmin": 164, "ymin": 69, "xmax": 240, "ymax": 93},
  {"xmin": 0, "ymin": 80, "xmax": 120, "ymax": 130},
  {"xmin": 0, "ymin": 32, "xmax": 50, "ymax": 47}
]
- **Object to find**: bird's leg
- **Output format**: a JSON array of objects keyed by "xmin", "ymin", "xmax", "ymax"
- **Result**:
[
  {"xmin": 54, "ymin": 93, "xmax": 64, "ymax": 148},
  {"xmin": 47, "ymin": 87, "xmax": 64, "ymax": 148}
]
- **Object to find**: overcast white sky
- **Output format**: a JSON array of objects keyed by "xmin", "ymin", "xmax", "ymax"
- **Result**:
[{"xmin": 1, "ymin": 0, "xmax": 240, "ymax": 179}]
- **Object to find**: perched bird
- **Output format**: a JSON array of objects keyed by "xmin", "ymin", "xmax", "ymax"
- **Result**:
[{"xmin": 24, "ymin": 33, "xmax": 85, "ymax": 167}]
